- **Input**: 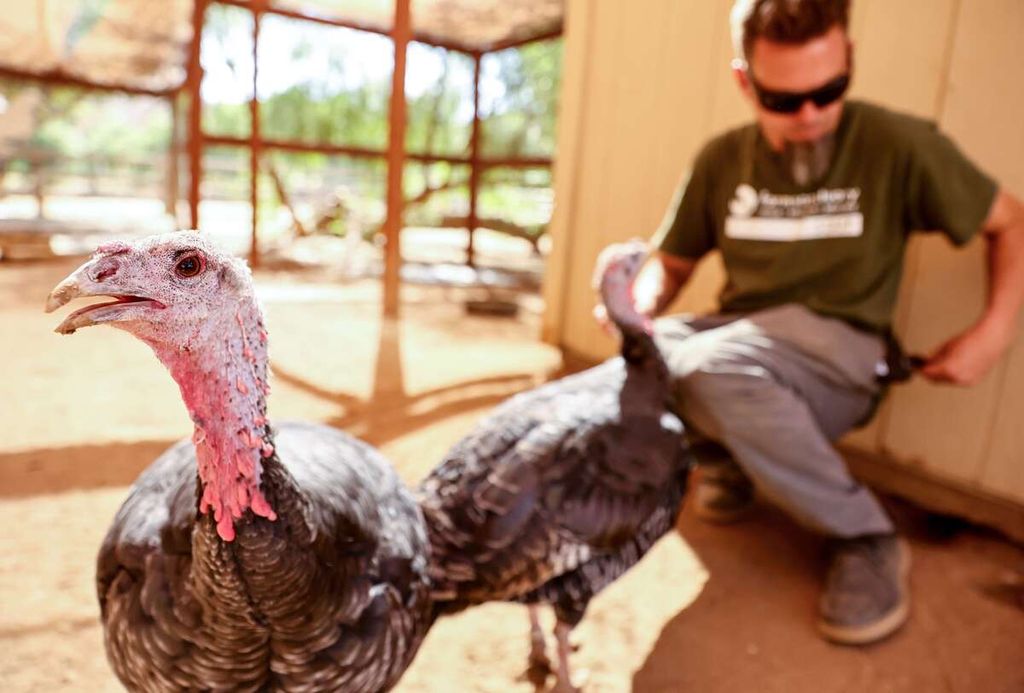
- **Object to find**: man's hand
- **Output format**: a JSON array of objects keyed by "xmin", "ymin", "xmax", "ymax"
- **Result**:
[
  {"xmin": 591, "ymin": 239, "xmax": 651, "ymax": 336},
  {"xmin": 922, "ymin": 189, "xmax": 1024, "ymax": 386},
  {"xmin": 590, "ymin": 239, "xmax": 651, "ymax": 290},
  {"xmin": 593, "ymin": 247, "xmax": 697, "ymax": 330},
  {"xmin": 919, "ymin": 319, "xmax": 1015, "ymax": 386},
  {"xmin": 592, "ymin": 302, "xmax": 617, "ymax": 336}
]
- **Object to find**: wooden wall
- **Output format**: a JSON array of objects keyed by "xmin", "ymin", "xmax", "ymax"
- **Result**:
[{"xmin": 542, "ymin": 0, "xmax": 1024, "ymax": 525}]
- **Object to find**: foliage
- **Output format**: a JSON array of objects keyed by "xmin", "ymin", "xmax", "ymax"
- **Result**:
[
  {"xmin": 480, "ymin": 40, "xmax": 563, "ymax": 158},
  {"xmin": 0, "ymin": 81, "xmax": 170, "ymax": 159},
  {"xmin": 0, "ymin": 7, "xmax": 562, "ymax": 240},
  {"xmin": 201, "ymin": 22, "xmax": 562, "ymax": 161}
]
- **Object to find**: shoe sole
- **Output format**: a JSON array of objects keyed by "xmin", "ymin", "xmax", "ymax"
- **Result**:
[{"xmin": 817, "ymin": 540, "xmax": 911, "ymax": 646}]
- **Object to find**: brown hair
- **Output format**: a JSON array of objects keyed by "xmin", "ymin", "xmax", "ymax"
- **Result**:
[{"xmin": 731, "ymin": 0, "xmax": 851, "ymax": 63}]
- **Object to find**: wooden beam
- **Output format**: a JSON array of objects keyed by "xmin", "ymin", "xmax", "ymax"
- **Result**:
[
  {"xmin": 214, "ymin": 0, "xmax": 477, "ymax": 54},
  {"xmin": 0, "ymin": 65, "xmax": 175, "ymax": 97},
  {"xmin": 201, "ymin": 134, "xmax": 461, "ymax": 163},
  {"xmin": 0, "ymin": 5, "xmax": 559, "ymax": 100},
  {"xmin": 249, "ymin": 5, "xmax": 262, "ymax": 267},
  {"xmin": 478, "ymin": 156, "xmax": 553, "ymax": 169},
  {"xmin": 186, "ymin": 0, "xmax": 206, "ymax": 230},
  {"xmin": 201, "ymin": 134, "xmax": 551, "ymax": 169},
  {"xmin": 841, "ymin": 445, "xmax": 1024, "ymax": 545},
  {"xmin": 466, "ymin": 53, "xmax": 482, "ymax": 267},
  {"xmin": 167, "ymin": 95, "xmax": 180, "ymax": 218},
  {"xmin": 204, "ymin": 134, "xmax": 384, "ymax": 159},
  {"xmin": 483, "ymin": 26, "xmax": 564, "ymax": 54},
  {"xmin": 383, "ymin": 0, "xmax": 411, "ymax": 317}
]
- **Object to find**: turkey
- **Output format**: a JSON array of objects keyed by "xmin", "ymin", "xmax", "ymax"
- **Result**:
[
  {"xmin": 419, "ymin": 240, "xmax": 693, "ymax": 691},
  {"xmin": 45, "ymin": 231, "xmax": 432, "ymax": 692}
]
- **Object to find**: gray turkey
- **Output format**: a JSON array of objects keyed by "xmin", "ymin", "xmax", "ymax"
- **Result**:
[
  {"xmin": 418, "ymin": 240, "xmax": 693, "ymax": 691},
  {"xmin": 45, "ymin": 231, "xmax": 432, "ymax": 692}
]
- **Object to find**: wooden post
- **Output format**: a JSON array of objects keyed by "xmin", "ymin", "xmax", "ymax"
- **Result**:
[
  {"xmin": 186, "ymin": 0, "xmax": 206, "ymax": 231},
  {"xmin": 249, "ymin": 4, "xmax": 263, "ymax": 267},
  {"xmin": 167, "ymin": 94, "xmax": 180, "ymax": 219},
  {"xmin": 467, "ymin": 52, "xmax": 482, "ymax": 267},
  {"xmin": 32, "ymin": 153, "xmax": 45, "ymax": 219},
  {"xmin": 383, "ymin": 0, "xmax": 411, "ymax": 317}
]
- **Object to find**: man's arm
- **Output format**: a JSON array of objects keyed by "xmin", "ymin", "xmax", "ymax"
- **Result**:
[
  {"xmin": 633, "ymin": 252, "xmax": 700, "ymax": 318},
  {"xmin": 592, "ymin": 248, "xmax": 699, "ymax": 332},
  {"xmin": 921, "ymin": 188, "xmax": 1024, "ymax": 386}
]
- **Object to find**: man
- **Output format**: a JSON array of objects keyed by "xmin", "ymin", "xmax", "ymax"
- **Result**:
[{"xmin": 605, "ymin": 0, "xmax": 1024, "ymax": 645}]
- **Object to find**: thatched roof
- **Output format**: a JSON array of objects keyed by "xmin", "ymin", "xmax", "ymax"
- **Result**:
[
  {"xmin": 313, "ymin": 0, "xmax": 565, "ymax": 51},
  {"xmin": 0, "ymin": 0, "xmax": 563, "ymax": 94},
  {"xmin": 0, "ymin": 0, "xmax": 193, "ymax": 92}
]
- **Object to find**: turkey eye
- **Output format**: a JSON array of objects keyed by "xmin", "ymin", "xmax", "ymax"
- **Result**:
[{"xmin": 175, "ymin": 254, "xmax": 204, "ymax": 278}]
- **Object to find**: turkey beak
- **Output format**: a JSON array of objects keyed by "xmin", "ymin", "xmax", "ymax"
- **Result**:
[
  {"xmin": 45, "ymin": 255, "xmax": 144, "ymax": 334},
  {"xmin": 46, "ymin": 261, "xmax": 104, "ymax": 334},
  {"xmin": 46, "ymin": 263, "xmax": 91, "ymax": 312}
]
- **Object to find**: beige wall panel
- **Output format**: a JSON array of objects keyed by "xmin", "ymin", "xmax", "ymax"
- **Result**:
[
  {"xmin": 662, "ymin": 252, "xmax": 725, "ymax": 317},
  {"xmin": 881, "ymin": 235, "xmax": 1000, "ymax": 482},
  {"xmin": 841, "ymin": 401, "xmax": 887, "ymax": 450},
  {"xmin": 598, "ymin": 2, "xmax": 675, "ymax": 236},
  {"xmin": 938, "ymin": 0, "xmax": 1024, "ymax": 196},
  {"xmin": 846, "ymin": 0, "xmax": 870, "ymax": 40},
  {"xmin": 880, "ymin": 0, "xmax": 1024, "ymax": 494},
  {"xmin": 936, "ymin": 0, "xmax": 1024, "ymax": 498},
  {"xmin": 842, "ymin": 236, "xmax": 937, "ymax": 451},
  {"xmin": 559, "ymin": 0, "xmax": 655, "ymax": 360},
  {"xmin": 542, "ymin": 0, "xmax": 594, "ymax": 343},
  {"xmin": 983, "ymin": 333, "xmax": 1024, "ymax": 498},
  {"xmin": 555, "ymin": 0, "xmax": 629, "ymax": 357},
  {"xmin": 651, "ymin": 0, "xmax": 731, "ymax": 320},
  {"xmin": 652, "ymin": 0, "xmax": 733, "ymax": 320},
  {"xmin": 705, "ymin": 0, "xmax": 751, "ymax": 136},
  {"xmin": 650, "ymin": 0, "xmax": 728, "ymax": 215},
  {"xmin": 837, "ymin": 0, "xmax": 958, "ymax": 451},
  {"xmin": 848, "ymin": 0, "xmax": 958, "ymax": 118},
  {"xmin": 551, "ymin": 0, "xmax": 722, "ymax": 361}
]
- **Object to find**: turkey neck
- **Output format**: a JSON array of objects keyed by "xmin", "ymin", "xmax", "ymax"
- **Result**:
[
  {"xmin": 600, "ymin": 271, "xmax": 672, "ymax": 402},
  {"xmin": 156, "ymin": 298, "xmax": 332, "ymax": 643},
  {"xmin": 148, "ymin": 295, "xmax": 287, "ymax": 543},
  {"xmin": 619, "ymin": 329, "xmax": 673, "ymax": 414}
]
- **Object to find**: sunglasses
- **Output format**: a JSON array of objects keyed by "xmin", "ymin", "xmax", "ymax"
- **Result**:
[{"xmin": 749, "ymin": 73, "xmax": 851, "ymax": 114}]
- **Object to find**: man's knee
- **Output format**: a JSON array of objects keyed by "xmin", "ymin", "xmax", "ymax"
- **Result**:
[
  {"xmin": 677, "ymin": 365, "xmax": 775, "ymax": 401},
  {"xmin": 675, "ymin": 367, "xmax": 789, "ymax": 435}
]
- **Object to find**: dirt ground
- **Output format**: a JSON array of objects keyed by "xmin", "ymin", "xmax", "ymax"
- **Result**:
[{"xmin": 1, "ymin": 254, "xmax": 1023, "ymax": 692}]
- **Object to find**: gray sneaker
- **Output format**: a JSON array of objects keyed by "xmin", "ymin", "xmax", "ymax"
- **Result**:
[
  {"xmin": 692, "ymin": 461, "xmax": 755, "ymax": 524},
  {"xmin": 818, "ymin": 533, "xmax": 910, "ymax": 645}
]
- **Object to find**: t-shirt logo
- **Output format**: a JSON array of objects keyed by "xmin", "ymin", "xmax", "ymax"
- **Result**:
[
  {"xmin": 725, "ymin": 184, "xmax": 864, "ymax": 241},
  {"xmin": 728, "ymin": 184, "xmax": 760, "ymax": 218}
]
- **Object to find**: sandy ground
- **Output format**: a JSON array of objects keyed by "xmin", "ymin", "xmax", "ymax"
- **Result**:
[{"xmin": 1, "ymin": 254, "xmax": 1023, "ymax": 692}]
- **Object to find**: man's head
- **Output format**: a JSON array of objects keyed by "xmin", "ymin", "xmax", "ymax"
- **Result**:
[{"xmin": 731, "ymin": 0, "xmax": 852, "ymax": 154}]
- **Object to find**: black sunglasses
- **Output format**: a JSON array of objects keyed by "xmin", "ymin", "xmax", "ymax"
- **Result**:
[{"xmin": 749, "ymin": 72, "xmax": 851, "ymax": 114}]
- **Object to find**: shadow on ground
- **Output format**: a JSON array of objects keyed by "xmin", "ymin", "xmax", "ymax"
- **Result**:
[
  {"xmin": 632, "ymin": 497, "xmax": 1024, "ymax": 692},
  {"xmin": 0, "ymin": 440, "xmax": 176, "ymax": 498}
]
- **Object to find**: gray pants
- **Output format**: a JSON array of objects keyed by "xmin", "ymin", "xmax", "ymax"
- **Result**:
[{"xmin": 655, "ymin": 304, "xmax": 894, "ymax": 538}]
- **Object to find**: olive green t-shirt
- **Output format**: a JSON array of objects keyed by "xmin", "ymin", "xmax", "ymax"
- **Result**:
[{"xmin": 655, "ymin": 100, "xmax": 997, "ymax": 333}]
